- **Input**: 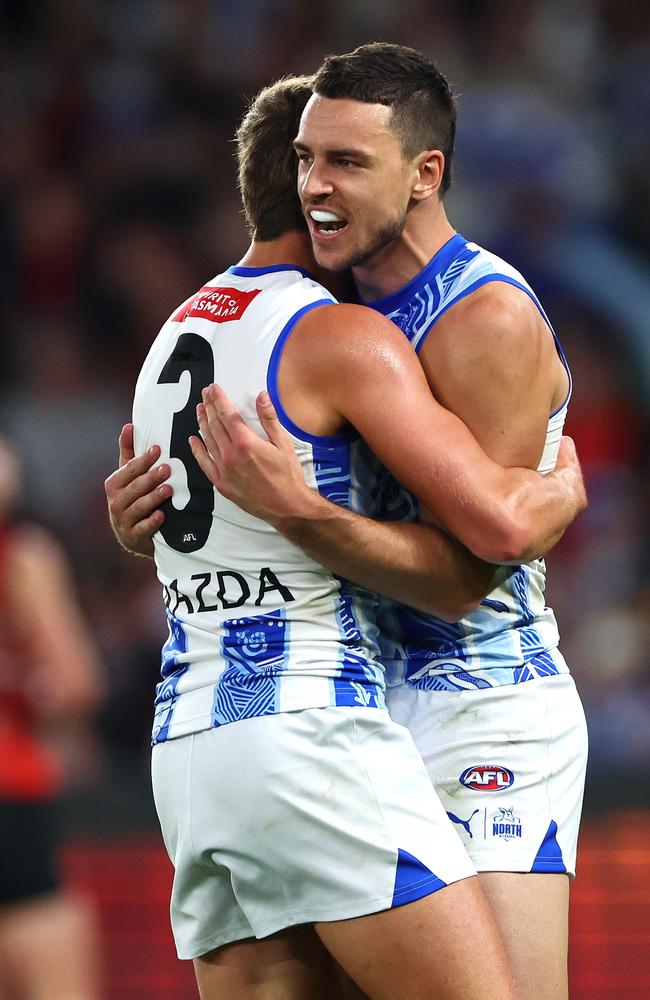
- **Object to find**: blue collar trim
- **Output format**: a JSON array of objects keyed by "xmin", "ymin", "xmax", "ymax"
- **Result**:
[
  {"xmin": 365, "ymin": 233, "xmax": 467, "ymax": 313},
  {"xmin": 227, "ymin": 263, "xmax": 320, "ymax": 280}
]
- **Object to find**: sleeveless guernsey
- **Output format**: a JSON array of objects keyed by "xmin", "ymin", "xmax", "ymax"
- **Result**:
[
  {"xmin": 133, "ymin": 265, "xmax": 385, "ymax": 745},
  {"xmin": 369, "ymin": 234, "xmax": 572, "ymax": 691}
]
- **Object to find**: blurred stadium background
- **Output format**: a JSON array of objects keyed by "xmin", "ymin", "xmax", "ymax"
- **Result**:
[{"xmin": 0, "ymin": 1, "xmax": 648, "ymax": 996}]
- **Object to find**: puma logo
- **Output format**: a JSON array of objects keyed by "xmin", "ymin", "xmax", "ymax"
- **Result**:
[{"xmin": 447, "ymin": 809, "xmax": 479, "ymax": 838}]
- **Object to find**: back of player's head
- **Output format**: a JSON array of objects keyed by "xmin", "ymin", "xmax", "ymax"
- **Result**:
[
  {"xmin": 313, "ymin": 42, "xmax": 456, "ymax": 194},
  {"xmin": 236, "ymin": 75, "xmax": 313, "ymax": 241}
]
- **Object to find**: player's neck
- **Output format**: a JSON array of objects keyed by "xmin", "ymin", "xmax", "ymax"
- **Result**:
[
  {"xmin": 237, "ymin": 232, "xmax": 351, "ymax": 299},
  {"xmin": 237, "ymin": 231, "xmax": 318, "ymax": 274},
  {"xmin": 353, "ymin": 203, "xmax": 456, "ymax": 303}
]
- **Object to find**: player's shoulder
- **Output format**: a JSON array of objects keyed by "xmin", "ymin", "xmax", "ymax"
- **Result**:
[
  {"xmin": 287, "ymin": 301, "xmax": 413, "ymax": 385},
  {"xmin": 421, "ymin": 277, "xmax": 551, "ymax": 393},
  {"xmin": 451, "ymin": 278, "xmax": 538, "ymax": 327},
  {"xmin": 436, "ymin": 278, "xmax": 544, "ymax": 354},
  {"xmin": 297, "ymin": 301, "xmax": 402, "ymax": 345}
]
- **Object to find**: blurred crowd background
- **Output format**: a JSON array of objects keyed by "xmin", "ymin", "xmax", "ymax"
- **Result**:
[{"xmin": 0, "ymin": 0, "xmax": 648, "ymax": 994}]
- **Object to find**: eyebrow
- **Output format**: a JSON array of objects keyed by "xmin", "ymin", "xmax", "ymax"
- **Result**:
[{"xmin": 293, "ymin": 140, "xmax": 371, "ymax": 163}]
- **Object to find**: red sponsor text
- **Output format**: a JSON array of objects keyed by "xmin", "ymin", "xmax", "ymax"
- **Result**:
[{"xmin": 173, "ymin": 286, "xmax": 261, "ymax": 325}]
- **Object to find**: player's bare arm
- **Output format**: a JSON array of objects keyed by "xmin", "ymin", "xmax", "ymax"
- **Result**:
[
  {"xmin": 192, "ymin": 386, "xmax": 494, "ymax": 620},
  {"xmin": 299, "ymin": 304, "xmax": 584, "ymax": 563},
  {"xmin": 194, "ymin": 302, "xmax": 585, "ymax": 566},
  {"xmin": 108, "ymin": 403, "xmax": 494, "ymax": 619},
  {"xmin": 104, "ymin": 423, "xmax": 172, "ymax": 558},
  {"xmin": 422, "ymin": 282, "xmax": 568, "ymax": 467},
  {"xmin": 419, "ymin": 281, "xmax": 579, "ymax": 553}
]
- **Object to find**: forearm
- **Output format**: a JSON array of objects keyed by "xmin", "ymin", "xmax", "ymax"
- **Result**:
[
  {"xmin": 111, "ymin": 525, "xmax": 155, "ymax": 559},
  {"xmin": 478, "ymin": 464, "xmax": 582, "ymax": 565},
  {"xmin": 272, "ymin": 489, "xmax": 495, "ymax": 620},
  {"xmin": 507, "ymin": 479, "xmax": 572, "ymax": 562},
  {"xmin": 349, "ymin": 405, "xmax": 584, "ymax": 567}
]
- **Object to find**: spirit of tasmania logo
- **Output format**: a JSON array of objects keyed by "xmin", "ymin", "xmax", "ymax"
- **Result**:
[
  {"xmin": 459, "ymin": 764, "xmax": 514, "ymax": 791},
  {"xmin": 173, "ymin": 286, "xmax": 261, "ymax": 324}
]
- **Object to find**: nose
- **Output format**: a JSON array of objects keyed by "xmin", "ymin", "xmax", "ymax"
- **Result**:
[{"xmin": 300, "ymin": 160, "xmax": 334, "ymax": 201}]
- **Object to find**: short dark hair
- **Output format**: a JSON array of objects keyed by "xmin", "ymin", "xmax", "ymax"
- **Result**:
[
  {"xmin": 236, "ymin": 76, "xmax": 313, "ymax": 241},
  {"xmin": 313, "ymin": 43, "xmax": 457, "ymax": 194}
]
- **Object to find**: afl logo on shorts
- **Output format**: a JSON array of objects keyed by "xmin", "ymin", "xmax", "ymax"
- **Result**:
[{"xmin": 459, "ymin": 765, "xmax": 514, "ymax": 791}]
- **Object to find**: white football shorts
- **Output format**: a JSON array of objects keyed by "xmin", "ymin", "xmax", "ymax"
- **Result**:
[
  {"xmin": 385, "ymin": 673, "xmax": 588, "ymax": 876},
  {"xmin": 151, "ymin": 705, "xmax": 476, "ymax": 960}
]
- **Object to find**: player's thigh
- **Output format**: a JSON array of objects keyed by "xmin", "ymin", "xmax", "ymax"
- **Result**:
[
  {"xmin": 479, "ymin": 871, "xmax": 569, "ymax": 1000},
  {"xmin": 194, "ymin": 925, "xmax": 345, "ymax": 1000},
  {"xmin": 315, "ymin": 875, "xmax": 517, "ymax": 1000}
]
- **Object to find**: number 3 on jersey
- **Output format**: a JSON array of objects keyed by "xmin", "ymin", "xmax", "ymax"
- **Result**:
[{"xmin": 157, "ymin": 332, "xmax": 214, "ymax": 553}]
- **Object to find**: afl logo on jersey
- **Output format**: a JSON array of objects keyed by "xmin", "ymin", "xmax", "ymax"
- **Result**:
[{"xmin": 459, "ymin": 765, "xmax": 514, "ymax": 791}]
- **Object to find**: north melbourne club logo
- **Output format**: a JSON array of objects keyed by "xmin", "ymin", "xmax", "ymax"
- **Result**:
[{"xmin": 492, "ymin": 807, "xmax": 522, "ymax": 841}]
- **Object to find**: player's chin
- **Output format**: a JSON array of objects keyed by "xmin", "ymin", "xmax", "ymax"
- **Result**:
[{"xmin": 311, "ymin": 237, "xmax": 355, "ymax": 273}]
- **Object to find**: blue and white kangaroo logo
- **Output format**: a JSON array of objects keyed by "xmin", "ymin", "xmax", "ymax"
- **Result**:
[{"xmin": 447, "ymin": 809, "xmax": 479, "ymax": 838}]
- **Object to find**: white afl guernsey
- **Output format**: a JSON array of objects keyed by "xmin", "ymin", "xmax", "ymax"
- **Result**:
[
  {"xmin": 136, "ymin": 264, "xmax": 479, "ymax": 957},
  {"xmin": 369, "ymin": 233, "xmax": 573, "ymax": 691},
  {"xmin": 372, "ymin": 234, "xmax": 587, "ymax": 877},
  {"xmin": 133, "ymin": 264, "xmax": 387, "ymax": 746}
]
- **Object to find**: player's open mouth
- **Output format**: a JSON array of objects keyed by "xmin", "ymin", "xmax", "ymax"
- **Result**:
[{"xmin": 309, "ymin": 209, "xmax": 348, "ymax": 239}]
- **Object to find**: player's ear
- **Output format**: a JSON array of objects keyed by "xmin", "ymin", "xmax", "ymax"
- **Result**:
[{"xmin": 411, "ymin": 149, "xmax": 444, "ymax": 202}]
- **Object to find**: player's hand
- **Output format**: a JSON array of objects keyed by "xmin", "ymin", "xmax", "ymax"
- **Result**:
[
  {"xmin": 552, "ymin": 436, "xmax": 588, "ymax": 520},
  {"xmin": 104, "ymin": 423, "xmax": 172, "ymax": 558},
  {"xmin": 189, "ymin": 384, "xmax": 310, "ymax": 526}
]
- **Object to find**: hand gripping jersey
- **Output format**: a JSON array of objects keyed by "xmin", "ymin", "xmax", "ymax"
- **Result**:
[
  {"xmin": 133, "ymin": 265, "xmax": 385, "ymax": 745},
  {"xmin": 369, "ymin": 234, "xmax": 573, "ymax": 692}
]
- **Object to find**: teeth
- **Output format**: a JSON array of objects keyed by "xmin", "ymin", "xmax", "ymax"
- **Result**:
[{"xmin": 310, "ymin": 210, "xmax": 343, "ymax": 223}]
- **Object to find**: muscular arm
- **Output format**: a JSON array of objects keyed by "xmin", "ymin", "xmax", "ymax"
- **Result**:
[
  {"xmin": 193, "ymin": 389, "xmax": 496, "ymax": 619},
  {"xmin": 110, "ymin": 405, "xmax": 494, "ymax": 619},
  {"xmin": 200, "ymin": 301, "xmax": 583, "ymax": 562},
  {"xmin": 295, "ymin": 304, "xmax": 583, "ymax": 565},
  {"xmin": 117, "ymin": 290, "xmax": 583, "ymax": 619},
  {"xmin": 289, "ymin": 516, "xmax": 496, "ymax": 621},
  {"xmin": 189, "ymin": 292, "xmax": 583, "ymax": 616},
  {"xmin": 418, "ymin": 283, "xmax": 574, "ymax": 544}
]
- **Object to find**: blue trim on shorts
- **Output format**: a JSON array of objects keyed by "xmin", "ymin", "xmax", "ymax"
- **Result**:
[
  {"xmin": 391, "ymin": 848, "xmax": 447, "ymax": 907},
  {"xmin": 531, "ymin": 820, "xmax": 567, "ymax": 873}
]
